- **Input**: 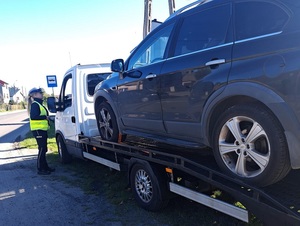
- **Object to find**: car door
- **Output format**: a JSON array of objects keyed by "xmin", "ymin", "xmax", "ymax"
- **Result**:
[
  {"xmin": 159, "ymin": 3, "xmax": 233, "ymax": 140},
  {"xmin": 116, "ymin": 22, "xmax": 175, "ymax": 133}
]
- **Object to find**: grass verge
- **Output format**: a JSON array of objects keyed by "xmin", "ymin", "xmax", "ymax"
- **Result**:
[{"xmin": 20, "ymin": 121, "xmax": 57, "ymax": 151}]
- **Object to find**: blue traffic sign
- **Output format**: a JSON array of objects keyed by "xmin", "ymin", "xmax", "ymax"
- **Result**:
[{"xmin": 46, "ymin": 75, "xmax": 57, "ymax": 88}]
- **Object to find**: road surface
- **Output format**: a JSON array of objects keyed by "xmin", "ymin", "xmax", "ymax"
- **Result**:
[
  {"xmin": 0, "ymin": 110, "xmax": 29, "ymax": 143},
  {"xmin": 0, "ymin": 143, "xmax": 122, "ymax": 226}
]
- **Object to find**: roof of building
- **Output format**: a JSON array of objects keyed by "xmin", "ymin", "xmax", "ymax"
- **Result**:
[{"xmin": 0, "ymin": 79, "xmax": 8, "ymax": 86}]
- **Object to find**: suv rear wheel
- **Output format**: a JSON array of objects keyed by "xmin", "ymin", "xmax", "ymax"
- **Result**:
[{"xmin": 212, "ymin": 104, "xmax": 291, "ymax": 187}]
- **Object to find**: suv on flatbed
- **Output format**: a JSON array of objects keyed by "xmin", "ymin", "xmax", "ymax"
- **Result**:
[{"xmin": 94, "ymin": 0, "xmax": 300, "ymax": 187}]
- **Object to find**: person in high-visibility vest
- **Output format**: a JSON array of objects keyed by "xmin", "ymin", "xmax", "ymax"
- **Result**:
[{"xmin": 27, "ymin": 87, "xmax": 55, "ymax": 175}]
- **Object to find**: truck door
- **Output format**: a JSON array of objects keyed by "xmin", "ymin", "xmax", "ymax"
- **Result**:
[{"xmin": 56, "ymin": 73, "xmax": 77, "ymax": 142}]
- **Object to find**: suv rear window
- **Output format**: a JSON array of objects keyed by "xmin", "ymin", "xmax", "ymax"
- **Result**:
[
  {"xmin": 174, "ymin": 4, "xmax": 232, "ymax": 56},
  {"xmin": 235, "ymin": 1, "xmax": 289, "ymax": 41}
]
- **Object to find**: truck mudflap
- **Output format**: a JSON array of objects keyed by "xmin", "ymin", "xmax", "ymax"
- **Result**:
[{"xmin": 78, "ymin": 135, "xmax": 300, "ymax": 225}]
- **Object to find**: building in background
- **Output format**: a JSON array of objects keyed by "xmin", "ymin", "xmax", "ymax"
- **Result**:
[
  {"xmin": 0, "ymin": 79, "xmax": 9, "ymax": 104},
  {"xmin": 0, "ymin": 79, "xmax": 26, "ymax": 105}
]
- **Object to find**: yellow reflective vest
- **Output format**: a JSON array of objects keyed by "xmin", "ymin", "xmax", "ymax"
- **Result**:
[{"xmin": 30, "ymin": 101, "xmax": 49, "ymax": 131}]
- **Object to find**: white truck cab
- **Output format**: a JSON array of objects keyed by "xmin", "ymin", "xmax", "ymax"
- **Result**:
[{"xmin": 47, "ymin": 63, "xmax": 111, "ymax": 162}]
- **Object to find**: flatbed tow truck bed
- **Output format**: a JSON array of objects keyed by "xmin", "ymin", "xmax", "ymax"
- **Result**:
[{"xmin": 79, "ymin": 135, "xmax": 300, "ymax": 226}]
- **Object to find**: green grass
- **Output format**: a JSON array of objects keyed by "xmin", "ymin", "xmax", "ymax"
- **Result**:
[{"xmin": 19, "ymin": 122, "xmax": 262, "ymax": 226}]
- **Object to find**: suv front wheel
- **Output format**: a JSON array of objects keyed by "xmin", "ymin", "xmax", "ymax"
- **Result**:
[
  {"xmin": 212, "ymin": 104, "xmax": 291, "ymax": 187},
  {"xmin": 96, "ymin": 102, "xmax": 119, "ymax": 142}
]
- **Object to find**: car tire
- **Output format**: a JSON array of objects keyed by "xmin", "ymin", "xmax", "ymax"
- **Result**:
[
  {"xmin": 212, "ymin": 104, "xmax": 291, "ymax": 187},
  {"xmin": 96, "ymin": 102, "xmax": 125, "ymax": 142},
  {"xmin": 57, "ymin": 135, "xmax": 72, "ymax": 164}
]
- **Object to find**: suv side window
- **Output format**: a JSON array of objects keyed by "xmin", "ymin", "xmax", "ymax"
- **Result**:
[
  {"xmin": 127, "ymin": 23, "xmax": 175, "ymax": 70},
  {"xmin": 174, "ymin": 4, "xmax": 232, "ymax": 57},
  {"xmin": 235, "ymin": 1, "xmax": 289, "ymax": 41}
]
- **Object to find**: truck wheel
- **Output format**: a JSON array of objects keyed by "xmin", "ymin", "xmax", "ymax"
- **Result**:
[
  {"xmin": 96, "ymin": 102, "xmax": 123, "ymax": 142},
  {"xmin": 57, "ymin": 135, "xmax": 72, "ymax": 164},
  {"xmin": 212, "ymin": 104, "xmax": 290, "ymax": 187},
  {"xmin": 130, "ymin": 162, "xmax": 169, "ymax": 211}
]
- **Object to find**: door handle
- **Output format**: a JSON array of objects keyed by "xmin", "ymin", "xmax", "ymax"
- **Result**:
[
  {"xmin": 205, "ymin": 59, "xmax": 225, "ymax": 66},
  {"xmin": 146, "ymin": 74, "xmax": 157, "ymax": 79}
]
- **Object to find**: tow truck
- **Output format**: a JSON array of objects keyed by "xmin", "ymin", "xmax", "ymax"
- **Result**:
[{"xmin": 47, "ymin": 64, "xmax": 300, "ymax": 226}]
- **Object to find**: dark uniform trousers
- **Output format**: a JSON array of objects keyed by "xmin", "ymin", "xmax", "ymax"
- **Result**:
[{"xmin": 32, "ymin": 130, "xmax": 49, "ymax": 171}]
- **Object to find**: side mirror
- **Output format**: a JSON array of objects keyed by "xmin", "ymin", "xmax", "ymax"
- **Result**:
[
  {"xmin": 111, "ymin": 59, "xmax": 124, "ymax": 72},
  {"xmin": 47, "ymin": 97, "xmax": 57, "ymax": 113}
]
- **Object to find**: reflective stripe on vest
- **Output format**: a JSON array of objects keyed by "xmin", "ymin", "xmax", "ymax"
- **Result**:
[{"xmin": 30, "ymin": 101, "xmax": 49, "ymax": 131}]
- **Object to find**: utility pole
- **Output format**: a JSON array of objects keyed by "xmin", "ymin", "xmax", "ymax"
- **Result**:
[
  {"xmin": 143, "ymin": 0, "xmax": 176, "ymax": 39},
  {"xmin": 143, "ymin": 0, "xmax": 152, "ymax": 39},
  {"xmin": 168, "ymin": 0, "xmax": 176, "ymax": 15}
]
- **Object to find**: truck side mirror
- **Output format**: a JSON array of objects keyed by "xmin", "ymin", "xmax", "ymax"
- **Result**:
[{"xmin": 47, "ymin": 97, "xmax": 57, "ymax": 113}]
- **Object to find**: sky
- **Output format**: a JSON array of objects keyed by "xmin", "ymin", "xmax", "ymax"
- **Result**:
[{"xmin": 0, "ymin": 0, "xmax": 195, "ymax": 95}]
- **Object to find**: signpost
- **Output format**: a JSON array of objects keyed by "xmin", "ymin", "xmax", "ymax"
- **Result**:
[{"xmin": 46, "ymin": 75, "xmax": 57, "ymax": 96}]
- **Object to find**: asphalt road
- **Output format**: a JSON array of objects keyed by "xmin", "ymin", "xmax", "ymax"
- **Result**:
[
  {"xmin": 0, "ymin": 143, "xmax": 121, "ymax": 226},
  {"xmin": 0, "ymin": 110, "xmax": 29, "ymax": 143}
]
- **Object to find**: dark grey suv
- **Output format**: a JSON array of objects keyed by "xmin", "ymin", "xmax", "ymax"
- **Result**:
[{"xmin": 94, "ymin": 0, "xmax": 300, "ymax": 187}]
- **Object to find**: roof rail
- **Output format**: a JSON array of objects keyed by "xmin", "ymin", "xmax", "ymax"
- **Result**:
[{"xmin": 165, "ymin": 0, "xmax": 207, "ymax": 21}]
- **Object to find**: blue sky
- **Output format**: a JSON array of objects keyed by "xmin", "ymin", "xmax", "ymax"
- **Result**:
[{"xmin": 0, "ymin": 0, "xmax": 195, "ymax": 95}]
